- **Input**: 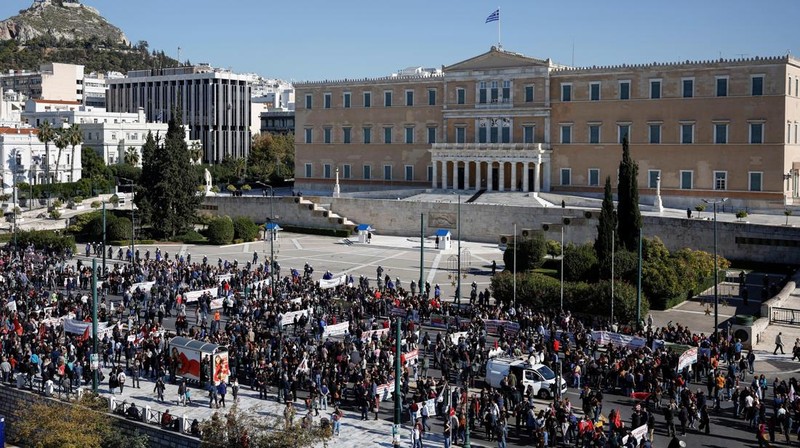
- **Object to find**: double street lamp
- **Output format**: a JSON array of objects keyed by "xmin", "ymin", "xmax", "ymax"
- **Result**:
[
  {"xmin": 703, "ymin": 198, "xmax": 727, "ymax": 336},
  {"xmin": 119, "ymin": 178, "xmax": 136, "ymax": 265}
]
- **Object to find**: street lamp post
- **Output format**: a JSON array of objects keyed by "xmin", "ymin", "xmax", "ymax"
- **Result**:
[
  {"xmin": 91, "ymin": 258, "xmax": 99, "ymax": 393},
  {"xmin": 512, "ymin": 223, "xmax": 517, "ymax": 308},
  {"xmin": 119, "ymin": 178, "xmax": 135, "ymax": 265},
  {"xmin": 703, "ymin": 198, "xmax": 728, "ymax": 336},
  {"xmin": 265, "ymin": 186, "xmax": 275, "ymax": 294},
  {"xmin": 456, "ymin": 193, "xmax": 461, "ymax": 307},
  {"xmin": 560, "ymin": 225, "xmax": 564, "ymax": 311}
]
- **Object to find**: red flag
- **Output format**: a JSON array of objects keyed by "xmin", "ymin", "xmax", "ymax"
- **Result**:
[
  {"xmin": 81, "ymin": 326, "xmax": 90, "ymax": 342},
  {"xmin": 494, "ymin": 340, "xmax": 499, "ymax": 349},
  {"xmin": 13, "ymin": 318, "xmax": 22, "ymax": 336}
]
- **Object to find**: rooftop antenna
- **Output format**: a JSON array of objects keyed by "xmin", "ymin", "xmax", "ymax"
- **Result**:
[
  {"xmin": 571, "ymin": 40, "xmax": 575, "ymax": 66},
  {"xmin": 735, "ymin": 53, "xmax": 748, "ymax": 59},
  {"xmin": 178, "ymin": 46, "xmax": 182, "ymax": 65}
]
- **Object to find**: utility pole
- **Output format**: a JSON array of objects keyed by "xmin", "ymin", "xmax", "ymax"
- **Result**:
[
  {"xmin": 419, "ymin": 213, "xmax": 424, "ymax": 296},
  {"xmin": 92, "ymin": 258, "xmax": 99, "ymax": 393},
  {"xmin": 393, "ymin": 317, "xmax": 402, "ymax": 447},
  {"xmin": 101, "ymin": 201, "xmax": 106, "ymax": 276}
]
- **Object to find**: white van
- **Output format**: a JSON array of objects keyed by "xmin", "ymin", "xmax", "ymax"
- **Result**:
[{"xmin": 485, "ymin": 358, "xmax": 567, "ymax": 399}]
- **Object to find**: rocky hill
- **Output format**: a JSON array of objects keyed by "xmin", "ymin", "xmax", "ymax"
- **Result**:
[
  {"xmin": 0, "ymin": 0, "xmax": 128, "ymax": 45},
  {"xmin": 0, "ymin": 0, "xmax": 180, "ymax": 74}
]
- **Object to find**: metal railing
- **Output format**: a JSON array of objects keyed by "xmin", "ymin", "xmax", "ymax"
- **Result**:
[{"xmin": 771, "ymin": 307, "xmax": 800, "ymax": 325}]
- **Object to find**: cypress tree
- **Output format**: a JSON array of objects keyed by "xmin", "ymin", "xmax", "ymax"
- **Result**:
[
  {"xmin": 617, "ymin": 137, "xmax": 642, "ymax": 251},
  {"xmin": 136, "ymin": 112, "xmax": 202, "ymax": 237},
  {"xmin": 595, "ymin": 176, "xmax": 617, "ymax": 278}
]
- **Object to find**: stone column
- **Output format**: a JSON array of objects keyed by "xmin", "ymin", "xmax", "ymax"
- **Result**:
[
  {"xmin": 522, "ymin": 162, "xmax": 529, "ymax": 192},
  {"xmin": 475, "ymin": 161, "xmax": 482, "ymax": 191},
  {"xmin": 534, "ymin": 154, "xmax": 542, "ymax": 194},
  {"xmin": 498, "ymin": 161, "xmax": 505, "ymax": 192},
  {"xmin": 510, "ymin": 161, "xmax": 517, "ymax": 192},
  {"xmin": 487, "ymin": 161, "xmax": 493, "ymax": 192},
  {"xmin": 442, "ymin": 161, "xmax": 448, "ymax": 192},
  {"xmin": 464, "ymin": 161, "xmax": 470, "ymax": 190},
  {"xmin": 431, "ymin": 160, "xmax": 438, "ymax": 189},
  {"xmin": 542, "ymin": 159, "xmax": 551, "ymax": 192},
  {"xmin": 452, "ymin": 162, "xmax": 458, "ymax": 190}
]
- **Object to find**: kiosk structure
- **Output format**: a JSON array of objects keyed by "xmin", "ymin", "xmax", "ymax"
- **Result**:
[
  {"xmin": 356, "ymin": 224, "xmax": 375, "ymax": 243},
  {"xmin": 435, "ymin": 229, "xmax": 452, "ymax": 250},
  {"xmin": 265, "ymin": 222, "xmax": 282, "ymax": 241}
]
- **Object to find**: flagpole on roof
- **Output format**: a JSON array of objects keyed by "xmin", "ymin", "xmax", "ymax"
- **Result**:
[{"xmin": 497, "ymin": 7, "xmax": 501, "ymax": 48}]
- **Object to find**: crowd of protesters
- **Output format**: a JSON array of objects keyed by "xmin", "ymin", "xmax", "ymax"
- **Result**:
[{"xmin": 0, "ymin": 242, "xmax": 798, "ymax": 448}]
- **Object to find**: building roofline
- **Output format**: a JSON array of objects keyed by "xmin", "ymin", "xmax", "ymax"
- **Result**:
[
  {"xmin": 552, "ymin": 55, "xmax": 793, "ymax": 74},
  {"xmin": 295, "ymin": 73, "xmax": 444, "ymax": 87}
]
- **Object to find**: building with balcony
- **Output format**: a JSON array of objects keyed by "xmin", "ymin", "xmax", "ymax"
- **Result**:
[
  {"xmin": 295, "ymin": 47, "xmax": 800, "ymax": 209},
  {"xmin": 0, "ymin": 125, "xmax": 82, "ymax": 191},
  {"xmin": 0, "ymin": 63, "xmax": 86, "ymax": 103}
]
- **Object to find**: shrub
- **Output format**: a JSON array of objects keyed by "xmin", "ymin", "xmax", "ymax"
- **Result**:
[
  {"xmin": 52, "ymin": 199, "xmax": 63, "ymax": 209},
  {"xmin": 546, "ymin": 239, "xmax": 562, "ymax": 257},
  {"xmin": 503, "ymin": 230, "xmax": 546, "ymax": 272},
  {"xmin": 15, "ymin": 230, "xmax": 75, "ymax": 253},
  {"xmin": 73, "ymin": 196, "xmax": 84, "ymax": 204},
  {"xmin": 736, "ymin": 210, "xmax": 748, "ymax": 220},
  {"xmin": 107, "ymin": 217, "xmax": 132, "ymax": 242},
  {"xmin": 241, "ymin": 184, "xmax": 252, "ymax": 191},
  {"xmin": 226, "ymin": 184, "xmax": 237, "ymax": 193},
  {"xmin": 171, "ymin": 229, "xmax": 206, "ymax": 243},
  {"xmin": 91, "ymin": 201, "xmax": 101, "ymax": 209},
  {"xmin": 109, "ymin": 194, "xmax": 119, "ymax": 206},
  {"xmin": 563, "ymin": 242, "xmax": 598, "ymax": 282},
  {"xmin": 232, "ymin": 216, "xmax": 259, "ymax": 242},
  {"xmin": 207, "ymin": 216, "xmax": 234, "ymax": 245},
  {"xmin": 211, "ymin": 185, "xmax": 220, "ymax": 193},
  {"xmin": 491, "ymin": 271, "xmax": 561, "ymax": 307},
  {"xmin": 49, "ymin": 209, "xmax": 61, "ymax": 219}
]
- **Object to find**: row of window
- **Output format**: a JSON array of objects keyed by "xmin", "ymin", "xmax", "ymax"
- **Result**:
[
  {"xmin": 559, "ymin": 122, "xmax": 765, "ymax": 145},
  {"xmin": 560, "ymin": 75, "xmax": 764, "ymax": 101},
  {"xmin": 559, "ymin": 168, "xmax": 764, "ymax": 192},
  {"xmin": 305, "ymin": 163, "xmax": 426, "ymax": 182},
  {"xmin": 310, "ymin": 89, "xmax": 439, "ymax": 109},
  {"xmin": 305, "ymin": 126, "xmax": 439, "ymax": 145}
]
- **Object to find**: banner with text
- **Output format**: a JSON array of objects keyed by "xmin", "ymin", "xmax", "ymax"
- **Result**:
[
  {"xmin": 323, "ymin": 321, "xmax": 350, "ymax": 337},
  {"xmin": 361, "ymin": 328, "xmax": 389, "ymax": 342},
  {"xmin": 484, "ymin": 320, "xmax": 520, "ymax": 336},
  {"xmin": 183, "ymin": 287, "xmax": 219, "ymax": 303},
  {"xmin": 591, "ymin": 331, "xmax": 647, "ymax": 349},
  {"xmin": 279, "ymin": 309, "xmax": 312, "ymax": 327},
  {"xmin": 319, "ymin": 275, "xmax": 347, "ymax": 290}
]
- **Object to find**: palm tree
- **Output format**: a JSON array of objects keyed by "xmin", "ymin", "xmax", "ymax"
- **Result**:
[
  {"xmin": 37, "ymin": 121, "xmax": 56, "ymax": 184},
  {"xmin": 65, "ymin": 124, "xmax": 83, "ymax": 180},
  {"xmin": 124, "ymin": 146, "xmax": 140, "ymax": 166},
  {"xmin": 189, "ymin": 141, "xmax": 203, "ymax": 164},
  {"xmin": 53, "ymin": 129, "xmax": 68, "ymax": 183}
]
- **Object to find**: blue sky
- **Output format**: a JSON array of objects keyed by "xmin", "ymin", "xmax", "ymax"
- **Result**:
[{"xmin": 1, "ymin": 0, "xmax": 798, "ymax": 81}]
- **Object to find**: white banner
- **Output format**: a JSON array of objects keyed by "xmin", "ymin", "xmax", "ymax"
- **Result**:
[
  {"xmin": 415, "ymin": 398, "xmax": 437, "ymax": 417},
  {"xmin": 63, "ymin": 319, "xmax": 110, "ymax": 337},
  {"xmin": 361, "ymin": 328, "xmax": 389, "ymax": 342},
  {"xmin": 323, "ymin": 321, "xmax": 350, "ymax": 337},
  {"xmin": 449, "ymin": 331, "xmax": 468, "ymax": 345},
  {"xmin": 376, "ymin": 382, "xmax": 395, "ymax": 401},
  {"xmin": 591, "ymin": 331, "xmax": 647, "ymax": 349},
  {"xmin": 248, "ymin": 278, "xmax": 271, "ymax": 290},
  {"xmin": 402, "ymin": 349, "xmax": 419, "ymax": 366},
  {"xmin": 128, "ymin": 281, "xmax": 155, "ymax": 294},
  {"xmin": 210, "ymin": 298, "xmax": 225, "ymax": 310},
  {"xmin": 280, "ymin": 309, "xmax": 312, "ymax": 327},
  {"xmin": 678, "ymin": 347, "xmax": 698, "ymax": 372},
  {"xmin": 183, "ymin": 287, "xmax": 218, "ymax": 303},
  {"xmin": 622, "ymin": 424, "xmax": 648, "ymax": 445},
  {"xmin": 319, "ymin": 275, "xmax": 347, "ymax": 290},
  {"xmin": 5, "ymin": 301, "xmax": 16, "ymax": 312},
  {"xmin": 216, "ymin": 274, "xmax": 233, "ymax": 284}
]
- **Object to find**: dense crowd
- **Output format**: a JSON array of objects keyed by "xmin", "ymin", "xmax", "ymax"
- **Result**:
[{"xmin": 0, "ymin": 244, "xmax": 797, "ymax": 448}]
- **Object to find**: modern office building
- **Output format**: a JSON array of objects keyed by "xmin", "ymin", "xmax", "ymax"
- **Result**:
[
  {"xmin": 295, "ymin": 47, "xmax": 800, "ymax": 209},
  {"xmin": 106, "ymin": 65, "xmax": 252, "ymax": 163},
  {"xmin": 260, "ymin": 110, "xmax": 294, "ymax": 135}
]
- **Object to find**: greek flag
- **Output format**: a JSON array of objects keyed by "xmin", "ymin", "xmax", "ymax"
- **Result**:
[{"xmin": 485, "ymin": 9, "xmax": 499, "ymax": 23}]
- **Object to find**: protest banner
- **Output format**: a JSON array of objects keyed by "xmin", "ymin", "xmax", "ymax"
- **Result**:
[
  {"xmin": 361, "ymin": 328, "xmax": 389, "ymax": 342},
  {"xmin": 402, "ymin": 349, "xmax": 419, "ymax": 366},
  {"xmin": 319, "ymin": 275, "xmax": 347, "ymax": 290},
  {"xmin": 128, "ymin": 281, "xmax": 155, "ymax": 294},
  {"xmin": 323, "ymin": 321, "xmax": 350, "ymax": 337},
  {"xmin": 678, "ymin": 347, "xmax": 699, "ymax": 372},
  {"xmin": 484, "ymin": 319, "xmax": 520, "ymax": 336},
  {"xmin": 376, "ymin": 382, "xmax": 395, "ymax": 401},
  {"xmin": 622, "ymin": 424, "xmax": 648, "ymax": 445},
  {"xmin": 591, "ymin": 331, "xmax": 647, "ymax": 349},
  {"xmin": 183, "ymin": 287, "xmax": 218, "ymax": 303},
  {"xmin": 279, "ymin": 309, "xmax": 312, "ymax": 327}
]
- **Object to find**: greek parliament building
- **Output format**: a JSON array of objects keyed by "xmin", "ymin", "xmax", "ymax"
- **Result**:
[
  {"xmin": 294, "ymin": 47, "xmax": 800, "ymax": 209},
  {"xmin": 106, "ymin": 66, "xmax": 251, "ymax": 163}
]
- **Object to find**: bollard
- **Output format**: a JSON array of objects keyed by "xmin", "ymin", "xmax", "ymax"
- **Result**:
[{"xmin": 144, "ymin": 405, "xmax": 151, "ymax": 423}]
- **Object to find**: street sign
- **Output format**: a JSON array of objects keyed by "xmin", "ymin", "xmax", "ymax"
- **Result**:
[{"xmin": 90, "ymin": 354, "xmax": 99, "ymax": 371}]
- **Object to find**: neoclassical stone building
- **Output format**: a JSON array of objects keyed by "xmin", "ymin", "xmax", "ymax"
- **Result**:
[{"xmin": 295, "ymin": 47, "xmax": 800, "ymax": 209}]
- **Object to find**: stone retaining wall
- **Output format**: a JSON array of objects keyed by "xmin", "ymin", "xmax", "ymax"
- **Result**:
[{"xmin": 0, "ymin": 385, "xmax": 200, "ymax": 448}]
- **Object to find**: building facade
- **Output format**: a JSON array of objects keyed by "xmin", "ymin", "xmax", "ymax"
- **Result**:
[
  {"xmin": 0, "ymin": 63, "xmax": 86, "ymax": 103},
  {"xmin": 295, "ymin": 47, "xmax": 800, "ymax": 209},
  {"xmin": 106, "ymin": 65, "xmax": 252, "ymax": 163},
  {"xmin": 260, "ymin": 110, "xmax": 295, "ymax": 135},
  {"xmin": 0, "ymin": 125, "xmax": 82, "ymax": 191}
]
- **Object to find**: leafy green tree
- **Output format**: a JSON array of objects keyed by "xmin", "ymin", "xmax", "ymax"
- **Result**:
[
  {"xmin": 617, "ymin": 137, "xmax": 642, "ymax": 251},
  {"xmin": 65, "ymin": 123, "xmax": 83, "ymax": 177},
  {"xmin": 199, "ymin": 404, "xmax": 331, "ymax": 448},
  {"xmin": 136, "ymin": 115, "xmax": 201, "ymax": 237},
  {"xmin": 248, "ymin": 132, "xmax": 295, "ymax": 183},
  {"xmin": 502, "ymin": 230, "xmax": 547, "ymax": 272},
  {"xmin": 594, "ymin": 176, "xmax": 617, "ymax": 279},
  {"xmin": 563, "ymin": 243, "xmax": 599, "ymax": 282},
  {"xmin": 107, "ymin": 216, "xmax": 132, "ymax": 242},
  {"xmin": 81, "ymin": 146, "xmax": 113, "ymax": 182},
  {"xmin": 207, "ymin": 216, "xmax": 234, "ymax": 245},
  {"xmin": 491, "ymin": 271, "xmax": 561, "ymax": 307},
  {"xmin": 232, "ymin": 216, "xmax": 259, "ymax": 242}
]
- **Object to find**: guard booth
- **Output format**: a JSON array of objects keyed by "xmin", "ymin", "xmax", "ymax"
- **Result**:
[
  {"xmin": 168, "ymin": 336, "xmax": 230, "ymax": 384},
  {"xmin": 265, "ymin": 222, "xmax": 282, "ymax": 242},
  {"xmin": 356, "ymin": 224, "xmax": 375, "ymax": 243},
  {"xmin": 435, "ymin": 229, "xmax": 452, "ymax": 250}
]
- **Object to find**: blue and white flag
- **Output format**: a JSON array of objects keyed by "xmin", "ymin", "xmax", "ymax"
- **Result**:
[{"xmin": 485, "ymin": 9, "xmax": 499, "ymax": 23}]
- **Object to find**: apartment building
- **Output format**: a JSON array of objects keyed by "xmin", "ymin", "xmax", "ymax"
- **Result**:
[
  {"xmin": 0, "ymin": 63, "xmax": 85, "ymax": 103},
  {"xmin": 294, "ymin": 47, "xmax": 800, "ymax": 209},
  {"xmin": 106, "ymin": 65, "xmax": 252, "ymax": 163}
]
